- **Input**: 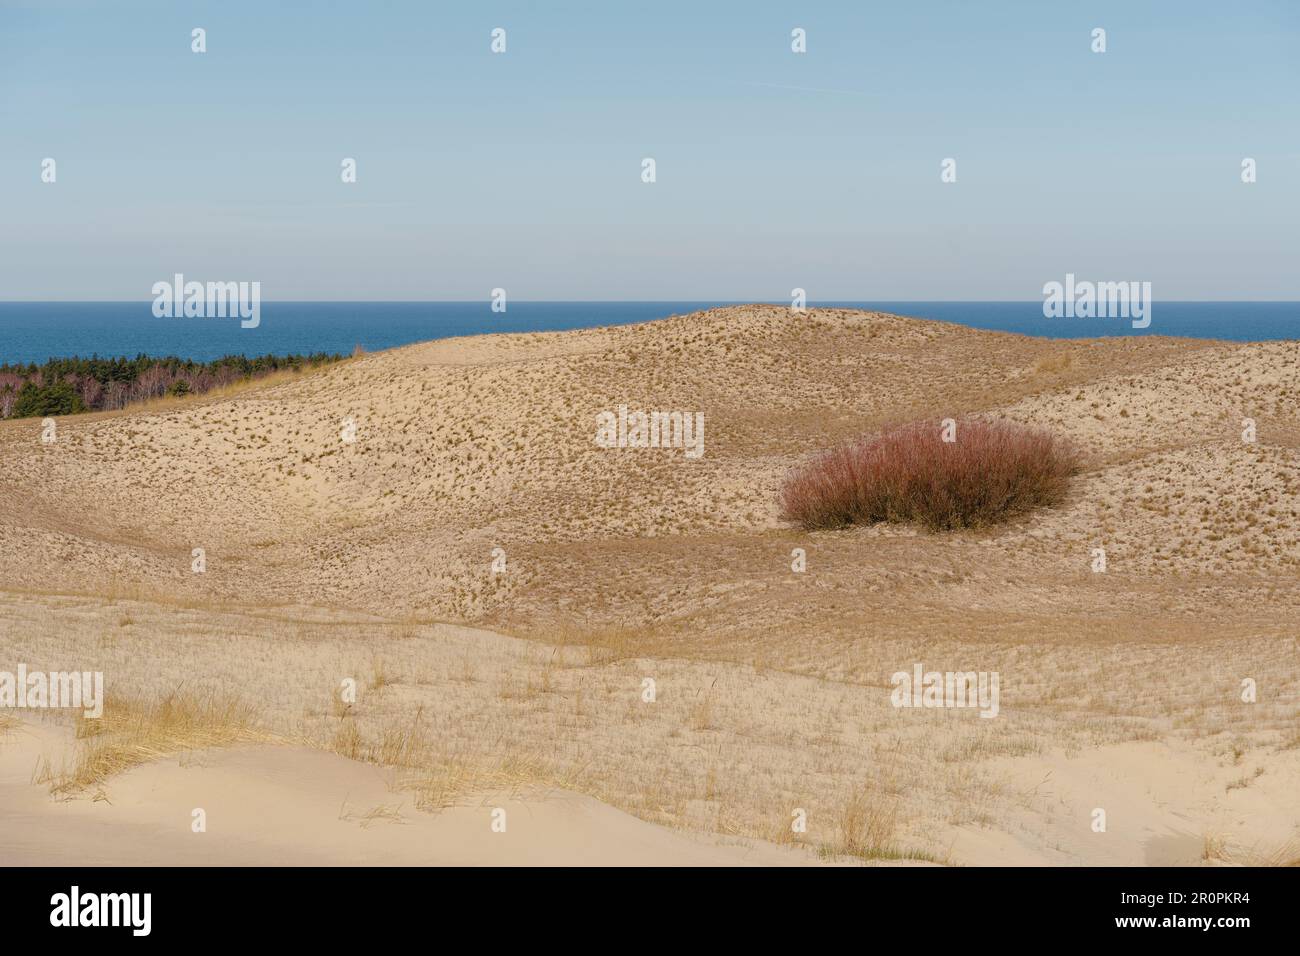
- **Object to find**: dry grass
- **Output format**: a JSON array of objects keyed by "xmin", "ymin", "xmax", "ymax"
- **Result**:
[
  {"xmin": 824, "ymin": 790, "xmax": 942, "ymax": 863},
  {"xmin": 332, "ymin": 715, "xmax": 363, "ymax": 760},
  {"xmin": 1243, "ymin": 837, "xmax": 1300, "ymax": 867},
  {"xmin": 33, "ymin": 688, "xmax": 263, "ymax": 796},
  {"xmin": 1034, "ymin": 352, "xmax": 1074, "ymax": 375},
  {"xmin": 403, "ymin": 753, "xmax": 578, "ymax": 813},
  {"xmin": 323, "ymin": 706, "xmax": 582, "ymax": 812},
  {"xmin": 4, "ymin": 590, "xmax": 1297, "ymax": 865},
  {"xmin": 831, "ymin": 790, "xmax": 899, "ymax": 859},
  {"xmin": 528, "ymin": 620, "xmax": 673, "ymax": 666},
  {"xmin": 1201, "ymin": 831, "xmax": 1231, "ymax": 863},
  {"xmin": 1203, "ymin": 833, "xmax": 1300, "ymax": 867}
]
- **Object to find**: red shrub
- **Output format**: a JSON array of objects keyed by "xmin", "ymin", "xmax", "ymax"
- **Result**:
[{"xmin": 780, "ymin": 418, "xmax": 1079, "ymax": 531}]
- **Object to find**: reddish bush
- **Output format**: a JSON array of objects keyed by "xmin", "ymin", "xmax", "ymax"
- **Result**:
[{"xmin": 780, "ymin": 418, "xmax": 1079, "ymax": 531}]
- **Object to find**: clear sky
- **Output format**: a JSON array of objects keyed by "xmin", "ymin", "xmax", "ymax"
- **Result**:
[{"xmin": 2, "ymin": 0, "xmax": 1297, "ymax": 300}]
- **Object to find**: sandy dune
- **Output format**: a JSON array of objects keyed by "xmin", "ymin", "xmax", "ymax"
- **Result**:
[
  {"xmin": 1, "ymin": 306, "xmax": 1297, "ymax": 864},
  {"xmin": 0, "ymin": 722, "xmax": 829, "ymax": 866}
]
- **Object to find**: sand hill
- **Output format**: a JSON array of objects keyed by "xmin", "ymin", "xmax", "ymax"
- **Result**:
[{"xmin": 2, "ymin": 306, "xmax": 1297, "ymax": 865}]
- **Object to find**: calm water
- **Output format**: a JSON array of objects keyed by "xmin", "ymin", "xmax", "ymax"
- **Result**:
[{"xmin": 0, "ymin": 301, "xmax": 1296, "ymax": 365}]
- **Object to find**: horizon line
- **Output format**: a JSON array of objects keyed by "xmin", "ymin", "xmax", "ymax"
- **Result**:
[{"xmin": 4, "ymin": 299, "xmax": 1300, "ymax": 305}]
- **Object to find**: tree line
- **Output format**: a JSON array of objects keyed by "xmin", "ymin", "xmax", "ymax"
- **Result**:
[{"xmin": 0, "ymin": 353, "xmax": 344, "ymax": 419}]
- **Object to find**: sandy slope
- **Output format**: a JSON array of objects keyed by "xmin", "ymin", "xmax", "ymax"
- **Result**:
[
  {"xmin": 1, "ymin": 306, "xmax": 1297, "ymax": 865},
  {"xmin": 0, "ymin": 722, "xmax": 828, "ymax": 866},
  {"xmin": 1, "ymin": 305, "xmax": 1296, "ymax": 631}
]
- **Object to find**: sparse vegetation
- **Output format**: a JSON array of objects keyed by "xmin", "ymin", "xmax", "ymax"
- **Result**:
[{"xmin": 33, "ymin": 689, "xmax": 262, "ymax": 796}]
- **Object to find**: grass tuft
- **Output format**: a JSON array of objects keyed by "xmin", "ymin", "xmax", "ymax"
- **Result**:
[{"xmin": 34, "ymin": 689, "xmax": 262, "ymax": 795}]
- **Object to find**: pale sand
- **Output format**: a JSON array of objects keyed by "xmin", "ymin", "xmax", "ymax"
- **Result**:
[
  {"xmin": 0, "ymin": 722, "xmax": 836, "ymax": 867},
  {"xmin": 4, "ymin": 713, "xmax": 1294, "ymax": 866},
  {"xmin": 1, "ymin": 306, "xmax": 1297, "ymax": 865}
]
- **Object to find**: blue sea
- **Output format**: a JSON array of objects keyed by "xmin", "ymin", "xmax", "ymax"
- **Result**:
[{"xmin": 0, "ymin": 302, "xmax": 1296, "ymax": 365}]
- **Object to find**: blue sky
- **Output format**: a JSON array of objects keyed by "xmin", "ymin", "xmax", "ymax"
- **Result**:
[{"xmin": 2, "ymin": 0, "xmax": 1297, "ymax": 300}]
